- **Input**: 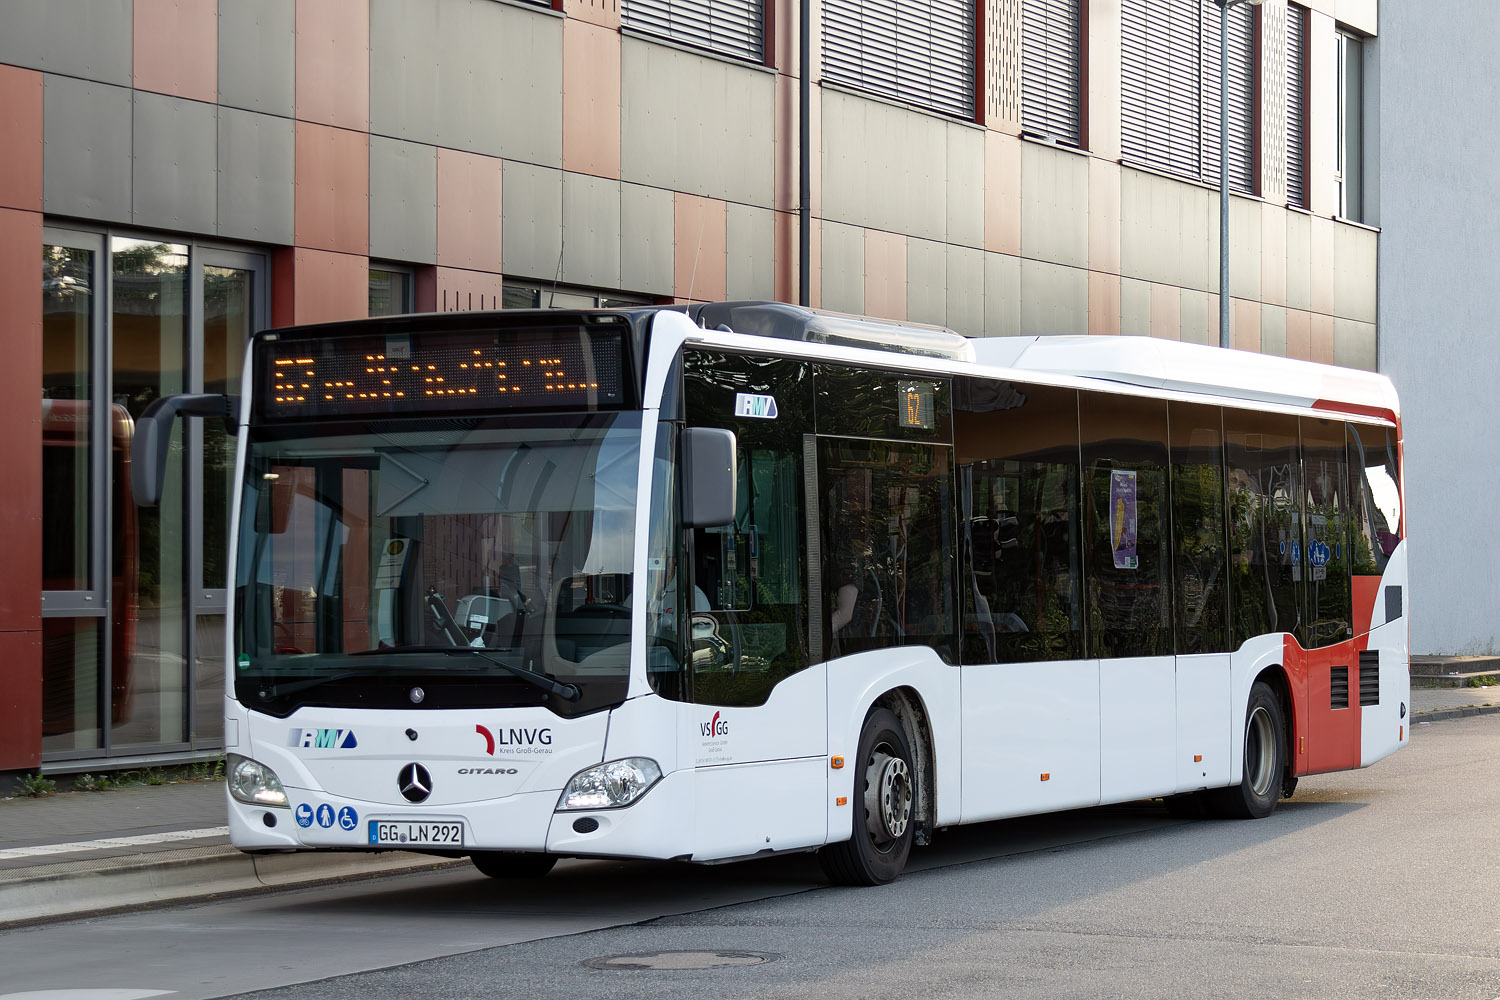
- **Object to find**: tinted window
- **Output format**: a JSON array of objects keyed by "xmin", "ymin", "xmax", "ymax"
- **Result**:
[
  {"xmin": 1081, "ymin": 393, "xmax": 1172, "ymax": 658},
  {"xmin": 955, "ymin": 379, "xmax": 1083, "ymax": 663},
  {"xmin": 1349, "ymin": 422, "xmax": 1400, "ymax": 576},
  {"xmin": 1302, "ymin": 417, "xmax": 1352, "ymax": 646},
  {"xmin": 1169, "ymin": 402, "xmax": 1229, "ymax": 654},
  {"xmin": 1226, "ymin": 410, "xmax": 1302, "ymax": 644}
]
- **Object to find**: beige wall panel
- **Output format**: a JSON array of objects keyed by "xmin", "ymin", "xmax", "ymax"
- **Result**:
[
  {"xmin": 1260, "ymin": 304, "xmax": 1288, "ymax": 357},
  {"xmin": 1284, "ymin": 308, "xmax": 1311, "ymax": 360},
  {"xmin": 1334, "ymin": 0, "xmax": 1376, "ymax": 35},
  {"xmin": 983, "ymin": 252, "xmax": 1021, "ymax": 337},
  {"xmin": 1121, "ymin": 168, "xmax": 1211, "ymax": 291},
  {"xmin": 1308, "ymin": 215, "xmax": 1335, "ymax": 315},
  {"xmin": 1285, "ymin": 210, "xmax": 1311, "ymax": 310},
  {"xmin": 820, "ymin": 221, "xmax": 865, "ymax": 314},
  {"xmin": 1088, "ymin": 0, "xmax": 1123, "ymax": 161},
  {"xmin": 1333, "ymin": 221, "xmax": 1377, "ymax": 323},
  {"xmin": 1121, "ymin": 277, "xmax": 1151, "ymax": 336},
  {"xmin": 1229, "ymin": 196, "xmax": 1261, "ymax": 300},
  {"xmin": 1089, "ymin": 159, "xmax": 1122, "ymax": 275},
  {"xmin": 727, "ymin": 203, "xmax": 775, "ymax": 301},
  {"xmin": 1261, "ymin": 203, "xmax": 1287, "ymax": 306},
  {"xmin": 562, "ymin": 0, "xmax": 619, "ymax": 29},
  {"xmin": 863, "ymin": 229, "xmax": 907, "ymax": 321},
  {"xmin": 621, "ymin": 181, "xmax": 674, "ymax": 296},
  {"xmin": 1307, "ymin": 12, "xmax": 1337, "ymax": 216},
  {"xmin": 1333, "ymin": 317, "xmax": 1375, "ymax": 371},
  {"xmin": 1309, "ymin": 311, "xmax": 1334, "ymax": 364},
  {"xmin": 1021, "ymin": 259, "xmax": 1087, "ymax": 335},
  {"xmin": 984, "ymin": 130, "xmax": 1022, "ymax": 255},
  {"xmin": 1150, "ymin": 283, "xmax": 1182, "ymax": 341},
  {"xmin": 562, "ymin": 19, "xmax": 621, "ymax": 179},
  {"xmin": 562, "ymin": 172, "xmax": 621, "ymax": 289},
  {"xmin": 622, "ymin": 38, "xmax": 774, "ymax": 207},
  {"xmin": 1180, "ymin": 288, "xmax": 1212, "ymax": 345},
  {"xmin": 774, "ymin": 74, "xmax": 797, "ymax": 215},
  {"xmin": 946, "ymin": 124, "xmax": 985, "ymax": 249},
  {"xmin": 437, "ymin": 148, "xmax": 503, "ymax": 274},
  {"xmin": 906, "ymin": 238, "xmax": 948, "ymax": 327},
  {"xmin": 1021, "ymin": 143, "xmax": 1088, "ymax": 268},
  {"xmin": 1088, "ymin": 272, "xmax": 1122, "ymax": 336},
  {"xmin": 820, "ymin": 89, "xmax": 947, "ymax": 241},
  {"xmin": 946, "ymin": 245, "xmax": 985, "ymax": 336},
  {"xmin": 501, "ymin": 160, "xmax": 562, "ymax": 280},
  {"xmin": 1232, "ymin": 299, "xmax": 1262, "ymax": 352},
  {"xmin": 673, "ymin": 192, "xmax": 726, "ymax": 302},
  {"xmin": 433, "ymin": 266, "xmax": 504, "ymax": 312},
  {"xmin": 495, "ymin": 6, "xmax": 565, "ymax": 169}
]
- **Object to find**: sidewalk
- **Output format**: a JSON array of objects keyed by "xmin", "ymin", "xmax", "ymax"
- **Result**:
[{"xmin": 2, "ymin": 683, "xmax": 1496, "ymax": 929}]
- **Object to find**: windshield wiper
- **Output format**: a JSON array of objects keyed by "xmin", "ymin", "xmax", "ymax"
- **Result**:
[{"xmin": 352, "ymin": 645, "xmax": 582, "ymax": 702}]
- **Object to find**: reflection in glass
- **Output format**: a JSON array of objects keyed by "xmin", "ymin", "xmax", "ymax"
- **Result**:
[
  {"xmin": 1302, "ymin": 417, "xmax": 1352, "ymax": 647},
  {"xmin": 203, "ymin": 267, "xmax": 251, "ymax": 589},
  {"xmin": 1169, "ymin": 403, "xmax": 1229, "ymax": 654},
  {"xmin": 368, "ymin": 268, "xmax": 409, "ymax": 316},
  {"xmin": 1226, "ymin": 411, "xmax": 1302, "ymax": 645},
  {"xmin": 195, "ymin": 615, "xmax": 226, "ymax": 743},
  {"xmin": 112, "ymin": 238, "xmax": 189, "ymax": 747},
  {"xmin": 42, "ymin": 245, "xmax": 94, "ymax": 591},
  {"xmin": 41, "ymin": 617, "xmax": 103, "ymax": 752}
]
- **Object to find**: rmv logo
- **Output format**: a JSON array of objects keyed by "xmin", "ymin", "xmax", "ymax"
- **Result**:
[
  {"xmin": 734, "ymin": 393, "xmax": 778, "ymax": 420},
  {"xmin": 700, "ymin": 711, "xmax": 729, "ymax": 738},
  {"xmin": 291, "ymin": 728, "xmax": 358, "ymax": 749}
]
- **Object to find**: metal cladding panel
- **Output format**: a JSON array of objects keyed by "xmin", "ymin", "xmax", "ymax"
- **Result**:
[
  {"xmin": 821, "ymin": 90, "xmax": 948, "ymax": 241},
  {"xmin": 369, "ymin": 0, "xmax": 445, "ymax": 147},
  {"xmin": 1020, "ymin": 256, "xmax": 1088, "ymax": 335},
  {"xmin": 494, "ymin": 4, "xmax": 564, "ymax": 168},
  {"xmin": 819, "ymin": 221, "xmax": 866, "ymax": 315},
  {"xmin": 822, "ymin": 0, "xmax": 976, "ymax": 119},
  {"xmin": 132, "ymin": 91, "xmax": 218, "ymax": 233},
  {"xmin": 0, "ymin": 206, "xmax": 43, "ymax": 632},
  {"xmin": 946, "ymin": 243, "xmax": 985, "ymax": 336},
  {"xmin": 561, "ymin": 172, "xmax": 622, "ymax": 288},
  {"xmin": 946, "ymin": 124, "xmax": 985, "ymax": 249},
  {"xmin": 0, "ymin": 0, "xmax": 132, "ymax": 86},
  {"xmin": 622, "ymin": 0, "xmax": 765, "ymax": 63},
  {"xmin": 1333, "ymin": 222, "xmax": 1377, "ymax": 324},
  {"xmin": 1333, "ymin": 318, "xmax": 1376, "ymax": 372},
  {"xmin": 1021, "ymin": 0, "xmax": 1083, "ymax": 145},
  {"xmin": 0, "ymin": 629, "xmax": 42, "ymax": 770},
  {"xmin": 983, "ymin": 251, "xmax": 1022, "ymax": 337},
  {"xmin": 42, "ymin": 76, "xmax": 132, "ymax": 224},
  {"xmin": 620, "ymin": 39, "xmax": 774, "ymax": 206},
  {"xmin": 725, "ymin": 202, "xmax": 774, "ymax": 300},
  {"xmin": 369, "ymin": 136, "xmax": 438, "ymax": 264},
  {"xmin": 218, "ymin": 107, "xmax": 294, "ymax": 245},
  {"xmin": 1260, "ymin": 303, "xmax": 1288, "ymax": 357},
  {"xmin": 218, "ymin": 0, "xmax": 295, "ymax": 117},
  {"xmin": 1021, "ymin": 140, "xmax": 1088, "ymax": 268},
  {"xmin": 620, "ymin": 181, "xmax": 674, "ymax": 295},
  {"xmin": 501, "ymin": 161, "xmax": 563, "ymax": 279},
  {"xmin": 906, "ymin": 238, "xmax": 948, "ymax": 327},
  {"xmin": 0, "ymin": 65, "xmax": 44, "ymax": 212}
]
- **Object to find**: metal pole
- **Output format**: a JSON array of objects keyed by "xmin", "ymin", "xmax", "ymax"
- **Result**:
[
  {"xmin": 799, "ymin": 0, "xmax": 811, "ymax": 307},
  {"xmin": 1219, "ymin": 1, "xmax": 1230, "ymax": 349}
]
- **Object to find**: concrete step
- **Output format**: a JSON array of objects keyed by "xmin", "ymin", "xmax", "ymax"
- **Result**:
[{"xmin": 1410, "ymin": 655, "xmax": 1500, "ymax": 687}]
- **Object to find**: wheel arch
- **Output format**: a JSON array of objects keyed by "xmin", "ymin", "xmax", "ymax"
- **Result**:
[
  {"xmin": 1250, "ymin": 664, "xmax": 1297, "ymax": 795},
  {"xmin": 868, "ymin": 686, "xmax": 937, "ymax": 846}
]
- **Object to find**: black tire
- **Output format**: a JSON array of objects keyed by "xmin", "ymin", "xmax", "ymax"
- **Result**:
[
  {"xmin": 469, "ymin": 851, "xmax": 557, "ymax": 879},
  {"xmin": 818, "ymin": 708, "xmax": 916, "ymax": 886},
  {"xmin": 1205, "ymin": 680, "xmax": 1286, "ymax": 819}
]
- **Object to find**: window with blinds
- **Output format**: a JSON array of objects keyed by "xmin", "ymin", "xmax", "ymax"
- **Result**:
[
  {"xmin": 822, "ymin": 0, "xmax": 976, "ymax": 120},
  {"xmin": 621, "ymin": 0, "xmax": 765, "ymax": 64},
  {"xmin": 1022, "ymin": 0, "xmax": 1083, "ymax": 145},
  {"xmin": 1120, "ymin": 0, "xmax": 1256, "ymax": 193},
  {"xmin": 1286, "ymin": 4, "xmax": 1308, "ymax": 207}
]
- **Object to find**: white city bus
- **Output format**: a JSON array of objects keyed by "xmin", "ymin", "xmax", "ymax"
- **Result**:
[{"xmin": 135, "ymin": 302, "xmax": 1408, "ymax": 885}]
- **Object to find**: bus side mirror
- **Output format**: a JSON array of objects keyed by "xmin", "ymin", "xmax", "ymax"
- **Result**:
[
  {"xmin": 132, "ymin": 393, "xmax": 238, "ymax": 507},
  {"xmin": 682, "ymin": 427, "xmax": 736, "ymax": 528}
]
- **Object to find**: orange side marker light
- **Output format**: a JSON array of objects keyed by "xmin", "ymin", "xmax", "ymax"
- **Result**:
[
  {"xmin": 1040, "ymin": 773, "xmax": 1050, "ymax": 782},
  {"xmin": 831, "ymin": 756, "xmax": 845, "ymax": 770},
  {"xmin": 1193, "ymin": 754, "xmax": 1203, "ymax": 763},
  {"xmin": 836, "ymin": 796, "xmax": 848, "ymax": 806}
]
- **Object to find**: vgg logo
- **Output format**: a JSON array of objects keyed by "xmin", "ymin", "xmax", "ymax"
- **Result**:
[
  {"xmin": 700, "ymin": 711, "xmax": 729, "ymax": 738},
  {"xmin": 289, "ymin": 727, "xmax": 358, "ymax": 749}
]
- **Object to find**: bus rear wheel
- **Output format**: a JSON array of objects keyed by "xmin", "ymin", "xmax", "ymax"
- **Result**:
[
  {"xmin": 1205, "ymin": 680, "xmax": 1286, "ymax": 820},
  {"xmin": 818, "ymin": 708, "xmax": 916, "ymax": 886},
  {"xmin": 470, "ymin": 851, "xmax": 557, "ymax": 879}
]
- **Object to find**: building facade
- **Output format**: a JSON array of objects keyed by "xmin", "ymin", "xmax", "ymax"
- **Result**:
[{"xmin": 0, "ymin": 0, "xmax": 1379, "ymax": 773}]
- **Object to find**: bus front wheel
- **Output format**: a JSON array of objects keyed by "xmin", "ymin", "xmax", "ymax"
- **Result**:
[
  {"xmin": 818, "ymin": 708, "xmax": 916, "ymax": 886},
  {"xmin": 470, "ymin": 851, "xmax": 557, "ymax": 879},
  {"xmin": 1206, "ymin": 680, "xmax": 1286, "ymax": 820}
]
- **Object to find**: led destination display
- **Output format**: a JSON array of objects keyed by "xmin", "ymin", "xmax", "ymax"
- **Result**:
[{"xmin": 258, "ymin": 326, "xmax": 627, "ymax": 419}]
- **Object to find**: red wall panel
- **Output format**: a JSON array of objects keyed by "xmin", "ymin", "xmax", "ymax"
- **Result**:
[{"xmin": 0, "ymin": 65, "xmax": 43, "ymax": 212}]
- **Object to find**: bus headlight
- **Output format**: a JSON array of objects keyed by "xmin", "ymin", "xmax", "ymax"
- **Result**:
[
  {"xmin": 227, "ymin": 753, "xmax": 289, "ymax": 808},
  {"xmin": 557, "ymin": 758, "xmax": 662, "ymax": 811}
]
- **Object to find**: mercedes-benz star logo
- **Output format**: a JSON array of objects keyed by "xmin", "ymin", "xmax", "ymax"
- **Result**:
[
  {"xmin": 398, "ymin": 762, "xmax": 432, "ymax": 803},
  {"xmin": 409, "ymin": 686, "xmax": 425, "ymax": 704}
]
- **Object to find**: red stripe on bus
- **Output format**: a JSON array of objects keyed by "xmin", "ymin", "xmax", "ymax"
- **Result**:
[{"xmin": 1311, "ymin": 398, "xmax": 1397, "ymax": 424}]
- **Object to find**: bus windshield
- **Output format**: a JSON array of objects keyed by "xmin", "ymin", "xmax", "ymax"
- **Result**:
[{"xmin": 234, "ymin": 412, "xmax": 641, "ymax": 718}]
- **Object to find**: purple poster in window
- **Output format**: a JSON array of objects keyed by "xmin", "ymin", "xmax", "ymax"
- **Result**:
[{"xmin": 1110, "ymin": 471, "xmax": 1138, "ymax": 570}]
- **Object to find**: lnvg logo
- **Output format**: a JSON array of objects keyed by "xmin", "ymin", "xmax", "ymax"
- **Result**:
[
  {"xmin": 700, "ymin": 711, "xmax": 729, "ymax": 738},
  {"xmin": 289, "ymin": 728, "xmax": 358, "ymax": 749},
  {"xmin": 475, "ymin": 724, "xmax": 552, "ymax": 755}
]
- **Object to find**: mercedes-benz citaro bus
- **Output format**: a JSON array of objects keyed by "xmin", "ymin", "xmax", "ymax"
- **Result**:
[{"xmin": 133, "ymin": 302, "xmax": 1408, "ymax": 886}]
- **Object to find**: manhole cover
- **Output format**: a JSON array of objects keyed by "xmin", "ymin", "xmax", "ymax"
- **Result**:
[{"xmin": 584, "ymin": 950, "xmax": 779, "ymax": 971}]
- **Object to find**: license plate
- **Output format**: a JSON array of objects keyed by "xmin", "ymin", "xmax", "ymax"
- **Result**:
[{"xmin": 368, "ymin": 820, "xmax": 465, "ymax": 847}]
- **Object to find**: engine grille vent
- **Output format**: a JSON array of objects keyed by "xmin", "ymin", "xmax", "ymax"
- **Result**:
[
  {"xmin": 1330, "ymin": 666, "xmax": 1350, "ymax": 710},
  {"xmin": 1359, "ymin": 650, "xmax": 1380, "ymax": 706}
]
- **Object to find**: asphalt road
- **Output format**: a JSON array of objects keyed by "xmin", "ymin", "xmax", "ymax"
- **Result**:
[{"xmin": 2, "ymin": 714, "xmax": 1496, "ymax": 1000}]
